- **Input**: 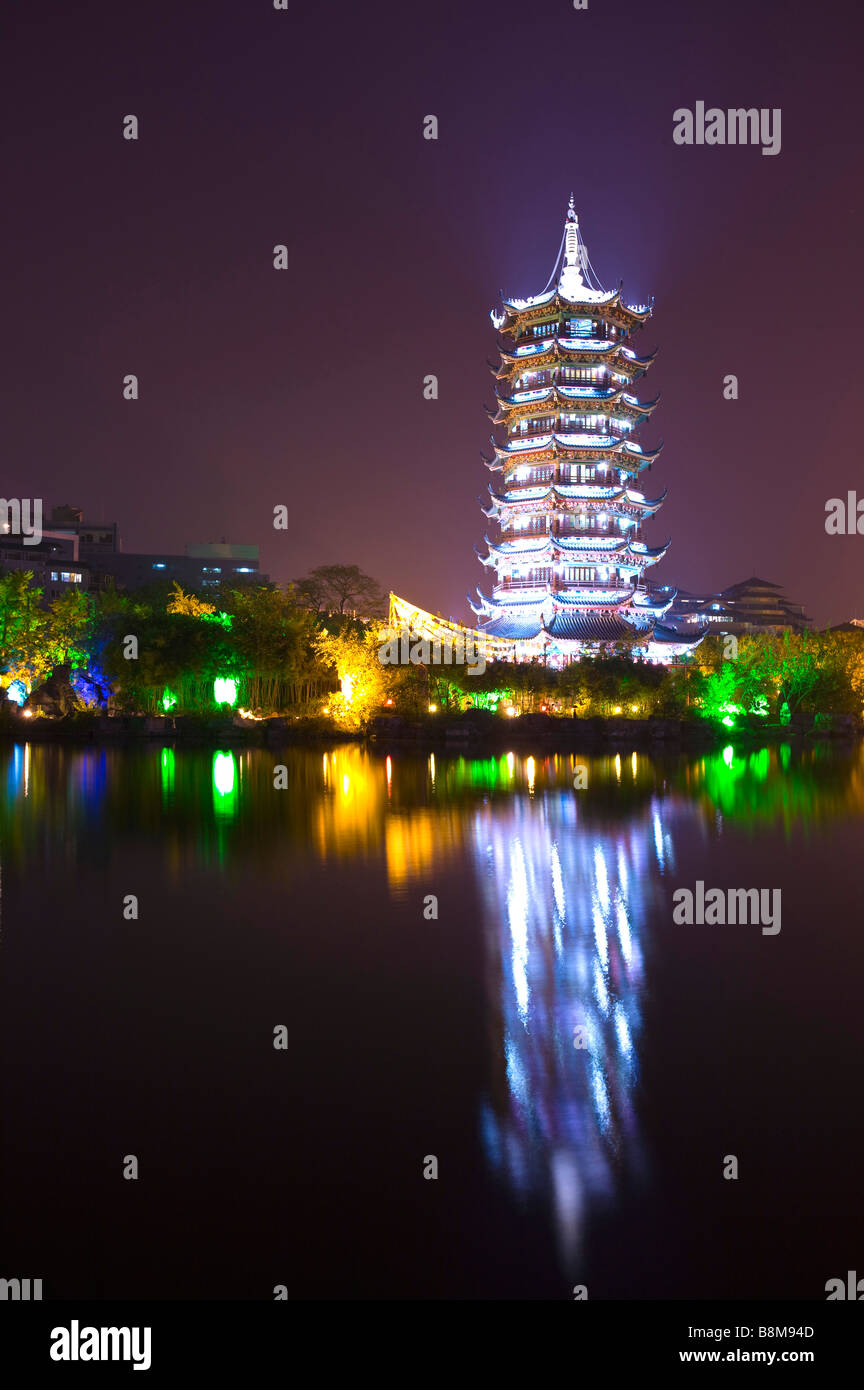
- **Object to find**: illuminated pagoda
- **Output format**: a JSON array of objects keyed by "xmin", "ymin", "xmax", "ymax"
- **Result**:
[{"xmin": 468, "ymin": 198, "xmax": 702, "ymax": 662}]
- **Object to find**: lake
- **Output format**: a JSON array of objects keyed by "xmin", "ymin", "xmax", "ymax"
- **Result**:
[{"xmin": 1, "ymin": 738, "xmax": 862, "ymax": 1300}]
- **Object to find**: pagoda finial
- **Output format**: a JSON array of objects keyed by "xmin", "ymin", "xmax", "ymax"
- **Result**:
[{"xmin": 560, "ymin": 199, "xmax": 585, "ymax": 291}]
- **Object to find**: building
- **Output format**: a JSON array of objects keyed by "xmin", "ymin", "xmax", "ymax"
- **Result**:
[
  {"xmin": 88, "ymin": 542, "xmax": 262, "ymax": 592},
  {"xmin": 0, "ymin": 501, "xmax": 265, "ymax": 601},
  {"xmin": 468, "ymin": 198, "xmax": 702, "ymax": 662},
  {"xmin": 45, "ymin": 504, "xmax": 120, "ymax": 559},
  {"xmin": 676, "ymin": 577, "xmax": 811, "ymax": 634},
  {"xmin": 0, "ymin": 533, "xmax": 86, "ymax": 602}
]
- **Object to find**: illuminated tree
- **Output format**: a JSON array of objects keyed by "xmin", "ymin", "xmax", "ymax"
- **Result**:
[
  {"xmin": 314, "ymin": 627, "xmax": 392, "ymax": 727},
  {"xmin": 46, "ymin": 589, "xmax": 95, "ymax": 667},
  {"xmin": 0, "ymin": 571, "xmax": 49, "ymax": 689},
  {"xmin": 166, "ymin": 582, "xmax": 216, "ymax": 618}
]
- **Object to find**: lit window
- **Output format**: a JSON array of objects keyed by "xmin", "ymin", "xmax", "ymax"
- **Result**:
[{"xmin": 153, "ymin": 563, "xmax": 166, "ymax": 569}]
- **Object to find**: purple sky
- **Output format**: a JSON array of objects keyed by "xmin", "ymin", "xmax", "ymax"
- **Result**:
[{"xmin": 5, "ymin": 0, "xmax": 862, "ymax": 627}]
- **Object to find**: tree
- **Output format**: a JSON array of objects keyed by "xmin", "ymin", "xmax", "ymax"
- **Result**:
[
  {"xmin": 46, "ymin": 589, "xmax": 95, "ymax": 667},
  {"xmin": 294, "ymin": 564, "xmax": 384, "ymax": 617},
  {"xmin": 314, "ymin": 626, "xmax": 393, "ymax": 727},
  {"xmin": 0, "ymin": 571, "xmax": 49, "ymax": 688},
  {"xmin": 166, "ymin": 582, "xmax": 216, "ymax": 618}
]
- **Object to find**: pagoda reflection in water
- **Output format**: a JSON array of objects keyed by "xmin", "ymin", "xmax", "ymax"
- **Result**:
[{"xmin": 471, "ymin": 786, "xmax": 675, "ymax": 1269}]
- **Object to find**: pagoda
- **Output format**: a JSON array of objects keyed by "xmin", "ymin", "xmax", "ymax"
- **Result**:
[{"xmin": 469, "ymin": 198, "xmax": 702, "ymax": 661}]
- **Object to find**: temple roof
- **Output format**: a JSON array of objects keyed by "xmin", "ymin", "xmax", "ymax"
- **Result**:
[
  {"xmin": 494, "ymin": 434, "xmax": 662, "ymax": 466},
  {"xmin": 491, "ymin": 200, "xmax": 652, "ymax": 332},
  {"xmin": 484, "ymin": 483, "xmax": 667, "ymax": 515},
  {"xmin": 494, "ymin": 385, "xmax": 658, "ymax": 417},
  {"xmin": 495, "ymin": 339, "xmax": 656, "ymax": 371},
  {"xmin": 545, "ymin": 611, "xmax": 648, "ymax": 642},
  {"xmin": 652, "ymin": 620, "xmax": 709, "ymax": 644}
]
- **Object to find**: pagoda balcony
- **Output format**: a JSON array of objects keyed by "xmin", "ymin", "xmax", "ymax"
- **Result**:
[
  {"xmin": 499, "ymin": 527, "xmax": 550, "ymax": 541},
  {"xmin": 495, "ymin": 578, "xmax": 626, "ymax": 594},
  {"xmin": 499, "ymin": 529, "xmax": 624, "ymax": 545}
]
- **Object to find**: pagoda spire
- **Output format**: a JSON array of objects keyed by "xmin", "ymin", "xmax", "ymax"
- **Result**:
[{"xmin": 559, "ymin": 197, "xmax": 587, "ymax": 297}]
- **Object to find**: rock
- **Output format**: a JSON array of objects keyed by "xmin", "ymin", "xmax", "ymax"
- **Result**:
[{"xmin": 24, "ymin": 664, "xmax": 82, "ymax": 718}]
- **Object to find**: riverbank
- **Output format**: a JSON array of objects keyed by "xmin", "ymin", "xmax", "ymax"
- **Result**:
[{"xmin": 1, "ymin": 708, "xmax": 861, "ymax": 750}]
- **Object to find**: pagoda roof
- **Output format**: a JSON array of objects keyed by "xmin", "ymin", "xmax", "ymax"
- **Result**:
[
  {"xmin": 494, "ymin": 434, "xmax": 662, "ymax": 467},
  {"xmin": 492, "ymin": 200, "xmax": 651, "ymax": 326},
  {"xmin": 632, "ymin": 586, "xmax": 677, "ymax": 616},
  {"xmin": 542, "ymin": 584, "xmax": 637, "ymax": 608},
  {"xmin": 495, "ymin": 339, "xmax": 656, "ymax": 371},
  {"xmin": 543, "ymin": 611, "xmax": 650, "ymax": 642},
  {"xmin": 651, "ymin": 620, "xmax": 709, "ymax": 645},
  {"xmin": 495, "ymin": 286, "xmax": 651, "ymax": 325},
  {"xmin": 494, "ymin": 384, "xmax": 658, "ymax": 417},
  {"xmin": 479, "ymin": 610, "xmax": 546, "ymax": 640},
  {"xmin": 484, "ymin": 483, "xmax": 666, "ymax": 515}
]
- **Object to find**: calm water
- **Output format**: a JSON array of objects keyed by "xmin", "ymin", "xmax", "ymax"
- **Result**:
[{"xmin": 1, "ymin": 738, "xmax": 862, "ymax": 1300}]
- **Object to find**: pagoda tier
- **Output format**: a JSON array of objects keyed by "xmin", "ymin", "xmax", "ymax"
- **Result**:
[
  {"xmin": 489, "ymin": 385, "xmax": 660, "ymax": 427},
  {"xmin": 481, "ymin": 484, "xmax": 667, "ymax": 523},
  {"xmin": 471, "ymin": 198, "xmax": 704, "ymax": 659},
  {"xmin": 493, "ymin": 339, "xmax": 657, "ymax": 379}
]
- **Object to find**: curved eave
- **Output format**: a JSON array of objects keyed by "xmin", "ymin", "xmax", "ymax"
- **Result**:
[
  {"xmin": 625, "ymin": 487, "xmax": 667, "ymax": 511},
  {"xmin": 496, "ymin": 384, "xmax": 657, "ymax": 412},
  {"xmin": 496, "ymin": 435, "xmax": 662, "ymax": 463},
  {"xmin": 498, "ymin": 287, "xmax": 650, "ymax": 323},
  {"xmin": 628, "ymin": 539, "xmax": 671, "ymax": 561},
  {"xmin": 495, "ymin": 340, "xmax": 656, "ymax": 373},
  {"xmin": 651, "ymin": 621, "xmax": 709, "ymax": 646},
  {"xmin": 551, "ymin": 537, "xmax": 628, "ymax": 555},
  {"xmin": 546, "ymin": 586, "xmax": 638, "ymax": 608}
]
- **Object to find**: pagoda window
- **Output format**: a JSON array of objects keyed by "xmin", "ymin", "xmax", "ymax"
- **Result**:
[{"xmin": 566, "ymin": 318, "xmax": 593, "ymax": 338}]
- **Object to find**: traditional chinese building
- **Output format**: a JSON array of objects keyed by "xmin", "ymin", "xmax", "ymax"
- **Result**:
[
  {"xmin": 675, "ymin": 577, "xmax": 811, "ymax": 634},
  {"xmin": 468, "ymin": 198, "xmax": 702, "ymax": 662}
]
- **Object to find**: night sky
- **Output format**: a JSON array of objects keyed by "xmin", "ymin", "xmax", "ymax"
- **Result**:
[{"xmin": 5, "ymin": 0, "xmax": 862, "ymax": 627}]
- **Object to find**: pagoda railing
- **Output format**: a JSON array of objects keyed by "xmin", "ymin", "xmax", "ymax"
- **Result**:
[{"xmin": 495, "ymin": 579, "xmax": 627, "ymax": 594}]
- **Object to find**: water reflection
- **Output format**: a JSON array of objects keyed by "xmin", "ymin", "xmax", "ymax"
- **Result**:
[
  {"xmin": 472, "ymin": 792, "xmax": 656, "ymax": 1268},
  {"xmin": 3, "ymin": 737, "xmax": 864, "ymax": 1283}
]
